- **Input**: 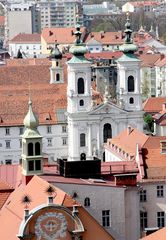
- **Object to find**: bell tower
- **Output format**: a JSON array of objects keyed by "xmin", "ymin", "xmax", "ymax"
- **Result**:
[
  {"xmin": 50, "ymin": 43, "xmax": 64, "ymax": 84},
  {"xmin": 67, "ymin": 25, "xmax": 93, "ymax": 161},
  {"xmin": 67, "ymin": 25, "xmax": 92, "ymax": 114},
  {"xmin": 21, "ymin": 100, "xmax": 43, "ymax": 177},
  {"xmin": 117, "ymin": 14, "xmax": 142, "ymax": 112}
]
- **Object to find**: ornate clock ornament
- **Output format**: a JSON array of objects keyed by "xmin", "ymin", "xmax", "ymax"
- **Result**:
[{"xmin": 35, "ymin": 212, "xmax": 67, "ymax": 240}]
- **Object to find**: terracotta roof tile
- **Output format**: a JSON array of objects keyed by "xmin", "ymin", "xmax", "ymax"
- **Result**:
[
  {"xmin": 41, "ymin": 27, "xmax": 87, "ymax": 44},
  {"xmin": 139, "ymin": 53, "xmax": 161, "ymax": 67},
  {"xmin": 0, "ymin": 179, "xmax": 13, "ymax": 209},
  {"xmin": 85, "ymin": 31, "xmax": 124, "ymax": 45},
  {"xmin": 106, "ymin": 127, "xmax": 149, "ymax": 156},
  {"xmin": 143, "ymin": 97, "xmax": 166, "ymax": 113},
  {"xmin": 0, "ymin": 175, "xmax": 79, "ymax": 240},
  {"xmin": 140, "ymin": 226, "xmax": 166, "ymax": 240},
  {"xmin": 0, "ymin": 16, "xmax": 4, "ymax": 26},
  {"xmin": 10, "ymin": 33, "xmax": 41, "ymax": 43},
  {"xmin": 142, "ymin": 136, "xmax": 166, "ymax": 178}
]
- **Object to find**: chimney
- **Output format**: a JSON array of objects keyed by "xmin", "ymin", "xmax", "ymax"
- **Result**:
[
  {"xmin": 24, "ymin": 209, "xmax": 29, "ymax": 221},
  {"xmin": 49, "ymin": 30, "xmax": 53, "ymax": 36},
  {"xmin": 160, "ymin": 54, "xmax": 165, "ymax": 60},
  {"xmin": 127, "ymin": 125, "xmax": 132, "ymax": 135},
  {"xmin": 48, "ymin": 196, "xmax": 54, "ymax": 204},
  {"xmin": 160, "ymin": 140, "xmax": 166, "ymax": 153},
  {"xmin": 72, "ymin": 205, "xmax": 79, "ymax": 216},
  {"xmin": 162, "ymin": 102, "xmax": 166, "ymax": 111}
]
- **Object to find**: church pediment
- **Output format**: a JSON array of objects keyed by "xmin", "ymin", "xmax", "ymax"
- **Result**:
[{"xmin": 89, "ymin": 101, "xmax": 127, "ymax": 115}]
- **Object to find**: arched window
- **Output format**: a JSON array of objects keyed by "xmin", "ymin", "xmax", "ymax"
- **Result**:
[
  {"xmin": 80, "ymin": 153, "xmax": 86, "ymax": 161},
  {"xmin": 28, "ymin": 142, "xmax": 33, "ymax": 156},
  {"xmin": 103, "ymin": 123, "xmax": 112, "ymax": 143},
  {"xmin": 79, "ymin": 99, "xmax": 84, "ymax": 106},
  {"xmin": 80, "ymin": 133, "xmax": 86, "ymax": 147},
  {"xmin": 35, "ymin": 142, "xmax": 40, "ymax": 155},
  {"xmin": 128, "ymin": 75, "xmax": 134, "ymax": 92},
  {"xmin": 129, "ymin": 97, "xmax": 134, "ymax": 104},
  {"xmin": 84, "ymin": 197, "xmax": 90, "ymax": 207},
  {"xmin": 56, "ymin": 61, "xmax": 59, "ymax": 67},
  {"xmin": 56, "ymin": 73, "xmax": 60, "ymax": 81},
  {"xmin": 77, "ymin": 78, "xmax": 84, "ymax": 94}
]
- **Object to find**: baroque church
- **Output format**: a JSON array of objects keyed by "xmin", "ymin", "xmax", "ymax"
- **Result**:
[{"xmin": 66, "ymin": 18, "xmax": 143, "ymax": 162}]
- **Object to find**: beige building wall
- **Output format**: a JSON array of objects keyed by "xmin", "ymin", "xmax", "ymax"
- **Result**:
[
  {"xmin": 54, "ymin": 182, "xmax": 140, "ymax": 240},
  {"xmin": 8, "ymin": 11, "xmax": 32, "ymax": 40}
]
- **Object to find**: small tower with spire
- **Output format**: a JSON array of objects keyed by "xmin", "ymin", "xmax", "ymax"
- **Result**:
[
  {"xmin": 21, "ymin": 100, "xmax": 43, "ymax": 178},
  {"xmin": 50, "ymin": 43, "xmax": 63, "ymax": 84},
  {"xmin": 117, "ymin": 13, "xmax": 142, "ymax": 112}
]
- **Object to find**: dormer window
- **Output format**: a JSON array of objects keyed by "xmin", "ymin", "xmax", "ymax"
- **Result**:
[{"xmin": 160, "ymin": 141, "xmax": 166, "ymax": 153}]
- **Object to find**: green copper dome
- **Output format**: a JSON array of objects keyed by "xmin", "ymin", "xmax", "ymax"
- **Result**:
[
  {"xmin": 23, "ymin": 100, "xmax": 39, "ymax": 129},
  {"xmin": 50, "ymin": 43, "xmax": 62, "ymax": 60},
  {"xmin": 69, "ymin": 24, "xmax": 87, "ymax": 56}
]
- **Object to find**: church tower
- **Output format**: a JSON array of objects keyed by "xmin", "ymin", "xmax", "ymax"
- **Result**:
[
  {"xmin": 21, "ymin": 100, "xmax": 43, "ymax": 178},
  {"xmin": 67, "ymin": 25, "xmax": 92, "ymax": 161},
  {"xmin": 117, "ymin": 14, "xmax": 142, "ymax": 112},
  {"xmin": 50, "ymin": 43, "xmax": 64, "ymax": 84}
]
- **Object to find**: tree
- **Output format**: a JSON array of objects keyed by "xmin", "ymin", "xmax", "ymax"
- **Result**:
[
  {"xmin": 144, "ymin": 114, "xmax": 154, "ymax": 132},
  {"xmin": 142, "ymin": 78, "xmax": 150, "ymax": 101}
]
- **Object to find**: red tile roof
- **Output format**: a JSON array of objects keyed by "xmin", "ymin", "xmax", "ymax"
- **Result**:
[
  {"xmin": 10, "ymin": 33, "xmax": 41, "ymax": 43},
  {"xmin": 106, "ymin": 127, "xmax": 149, "ymax": 157},
  {"xmin": 0, "ymin": 16, "xmax": 4, "ymax": 26},
  {"xmin": 0, "ymin": 175, "xmax": 79, "ymax": 240},
  {"xmin": 140, "ymin": 226, "xmax": 166, "ymax": 240},
  {"xmin": 41, "ymin": 27, "xmax": 87, "ymax": 44},
  {"xmin": 86, "ymin": 51, "xmax": 123, "ymax": 60},
  {"xmin": 130, "ymin": 1, "xmax": 160, "ymax": 7},
  {"xmin": 0, "ymin": 59, "xmax": 67, "ymax": 126},
  {"xmin": 155, "ymin": 55, "xmax": 166, "ymax": 67},
  {"xmin": 0, "ymin": 165, "xmax": 22, "ymax": 188},
  {"xmin": 143, "ymin": 97, "xmax": 166, "ymax": 113},
  {"xmin": 0, "ymin": 175, "xmax": 114, "ymax": 240},
  {"xmin": 142, "ymin": 136, "xmax": 166, "ymax": 179},
  {"xmin": 0, "ymin": 180, "xmax": 13, "ymax": 209},
  {"xmin": 139, "ymin": 53, "xmax": 161, "ymax": 67},
  {"xmin": 85, "ymin": 31, "xmax": 124, "ymax": 45}
]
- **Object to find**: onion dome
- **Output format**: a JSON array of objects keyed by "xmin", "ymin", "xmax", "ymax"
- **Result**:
[
  {"xmin": 69, "ymin": 24, "xmax": 87, "ymax": 56},
  {"xmin": 50, "ymin": 43, "xmax": 62, "ymax": 60},
  {"xmin": 23, "ymin": 100, "xmax": 39, "ymax": 129},
  {"xmin": 119, "ymin": 14, "xmax": 138, "ymax": 54}
]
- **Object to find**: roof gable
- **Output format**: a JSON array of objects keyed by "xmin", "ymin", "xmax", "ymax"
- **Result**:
[{"xmin": 89, "ymin": 101, "xmax": 127, "ymax": 115}]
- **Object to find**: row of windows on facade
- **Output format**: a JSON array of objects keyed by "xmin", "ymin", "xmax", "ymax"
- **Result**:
[
  {"xmin": 77, "ymin": 76, "xmax": 135, "ymax": 95},
  {"xmin": 140, "ymin": 186, "xmax": 164, "ymax": 202},
  {"xmin": 4, "ymin": 125, "xmax": 67, "ymax": 136},
  {"xmin": 4, "ymin": 137, "xmax": 67, "ymax": 149},
  {"xmin": 140, "ymin": 211, "xmax": 165, "ymax": 230}
]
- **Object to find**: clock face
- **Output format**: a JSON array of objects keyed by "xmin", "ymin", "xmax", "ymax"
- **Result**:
[{"xmin": 35, "ymin": 212, "xmax": 67, "ymax": 240}]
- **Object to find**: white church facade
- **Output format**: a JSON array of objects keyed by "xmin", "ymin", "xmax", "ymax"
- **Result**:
[
  {"xmin": 0, "ymin": 20, "xmax": 143, "ymax": 164},
  {"xmin": 67, "ymin": 23, "xmax": 143, "ymax": 162}
]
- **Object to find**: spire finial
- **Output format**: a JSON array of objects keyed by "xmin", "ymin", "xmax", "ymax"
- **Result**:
[
  {"xmin": 23, "ymin": 100, "xmax": 39, "ymax": 129},
  {"xmin": 124, "ymin": 12, "xmax": 132, "ymax": 44},
  {"xmin": 74, "ymin": 24, "xmax": 82, "ymax": 45}
]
